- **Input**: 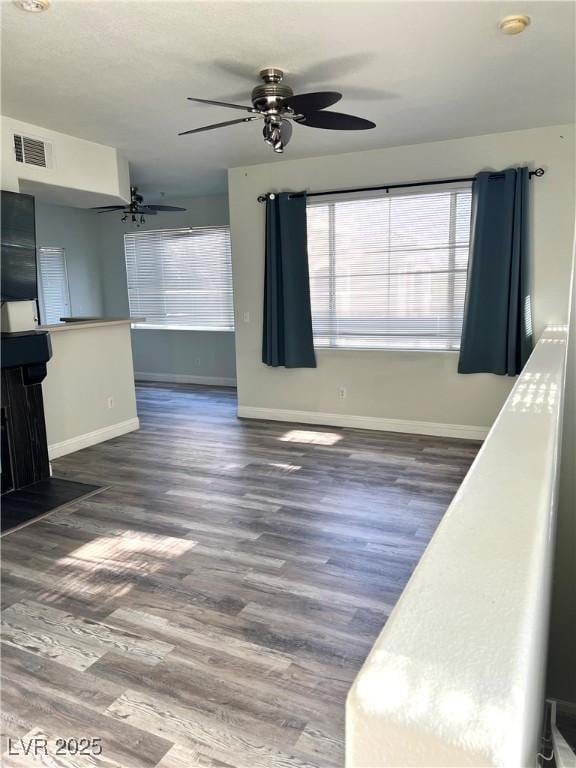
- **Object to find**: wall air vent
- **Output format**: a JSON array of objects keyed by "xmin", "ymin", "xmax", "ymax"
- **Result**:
[{"xmin": 13, "ymin": 134, "xmax": 53, "ymax": 168}]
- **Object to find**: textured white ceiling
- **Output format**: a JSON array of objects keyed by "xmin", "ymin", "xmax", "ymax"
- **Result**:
[{"xmin": 1, "ymin": 0, "xmax": 574, "ymax": 199}]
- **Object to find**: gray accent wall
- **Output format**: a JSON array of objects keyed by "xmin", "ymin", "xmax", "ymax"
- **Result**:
[
  {"xmin": 130, "ymin": 329, "xmax": 236, "ymax": 384},
  {"xmin": 35, "ymin": 202, "xmax": 103, "ymax": 316},
  {"xmin": 96, "ymin": 194, "xmax": 236, "ymax": 383}
]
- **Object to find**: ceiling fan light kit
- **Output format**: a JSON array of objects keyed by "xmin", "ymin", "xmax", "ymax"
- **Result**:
[
  {"xmin": 179, "ymin": 67, "xmax": 376, "ymax": 154},
  {"xmin": 91, "ymin": 186, "xmax": 186, "ymax": 226}
]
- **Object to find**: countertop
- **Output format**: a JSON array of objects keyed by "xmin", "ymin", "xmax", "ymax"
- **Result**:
[{"xmin": 39, "ymin": 318, "xmax": 143, "ymax": 333}]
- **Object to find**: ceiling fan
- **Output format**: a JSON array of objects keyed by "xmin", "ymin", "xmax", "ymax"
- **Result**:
[
  {"xmin": 179, "ymin": 68, "xmax": 376, "ymax": 154},
  {"xmin": 92, "ymin": 186, "xmax": 186, "ymax": 225}
]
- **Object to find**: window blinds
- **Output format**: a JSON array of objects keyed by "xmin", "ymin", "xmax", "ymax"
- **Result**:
[
  {"xmin": 37, "ymin": 246, "xmax": 70, "ymax": 325},
  {"xmin": 306, "ymin": 186, "xmax": 472, "ymax": 350},
  {"xmin": 124, "ymin": 226, "xmax": 234, "ymax": 331}
]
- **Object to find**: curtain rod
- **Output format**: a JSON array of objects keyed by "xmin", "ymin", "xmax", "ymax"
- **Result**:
[{"xmin": 257, "ymin": 167, "xmax": 545, "ymax": 203}]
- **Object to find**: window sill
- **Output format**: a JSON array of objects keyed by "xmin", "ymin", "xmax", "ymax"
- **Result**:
[
  {"xmin": 131, "ymin": 324, "xmax": 235, "ymax": 332},
  {"xmin": 314, "ymin": 345, "xmax": 460, "ymax": 354}
]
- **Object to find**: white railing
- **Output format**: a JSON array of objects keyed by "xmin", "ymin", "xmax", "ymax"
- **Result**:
[{"xmin": 347, "ymin": 326, "xmax": 569, "ymax": 768}]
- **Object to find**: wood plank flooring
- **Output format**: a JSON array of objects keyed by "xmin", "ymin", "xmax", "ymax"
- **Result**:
[{"xmin": 1, "ymin": 383, "xmax": 480, "ymax": 768}]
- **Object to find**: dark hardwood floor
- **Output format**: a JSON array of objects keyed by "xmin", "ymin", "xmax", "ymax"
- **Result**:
[{"xmin": 1, "ymin": 383, "xmax": 480, "ymax": 768}]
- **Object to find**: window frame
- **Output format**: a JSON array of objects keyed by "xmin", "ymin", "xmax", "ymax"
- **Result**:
[
  {"xmin": 305, "ymin": 183, "xmax": 472, "ymax": 353},
  {"xmin": 123, "ymin": 225, "xmax": 235, "ymax": 333},
  {"xmin": 37, "ymin": 245, "xmax": 71, "ymax": 325}
]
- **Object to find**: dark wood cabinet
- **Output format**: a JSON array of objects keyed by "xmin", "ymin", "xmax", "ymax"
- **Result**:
[
  {"xmin": 1, "ymin": 191, "xmax": 55, "ymax": 530},
  {"xmin": 1, "ymin": 329, "xmax": 52, "ymax": 495},
  {"xmin": 1, "ymin": 191, "xmax": 38, "ymax": 303},
  {"xmin": 1, "ymin": 363, "xmax": 50, "ymax": 493}
]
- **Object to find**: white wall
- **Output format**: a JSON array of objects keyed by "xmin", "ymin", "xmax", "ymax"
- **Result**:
[
  {"xmin": 548, "ymin": 232, "xmax": 576, "ymax": 702},
  {"xmin": 97, "ymin": 194, "xmax": 236, "ymax": 383},
  {"xmin": 1, "ymin": 115, "xmax": 129, "ymax": 207},
  {"xmin": 35, "ymin": 202, "xmax": 103, "ymax": 317},
  {"xmin": 228, "ymin": 124, "xmax": 575, "ymax": 435},
  {"xmin": 42, "ymin": 322, "xmax": 139, "ymax": 457}
]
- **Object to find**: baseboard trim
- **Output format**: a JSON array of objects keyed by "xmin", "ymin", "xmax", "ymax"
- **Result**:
[
  {"xmin": 135, "ymin": 372, "xmax": 237, "ymax": 387},
  {"xmin": 237, "ymin": 406, "xmax": 488, "ymax": 441},
  {"xmin": 48, "ymin": 418, "xmax": 140, "ymax": 460}
]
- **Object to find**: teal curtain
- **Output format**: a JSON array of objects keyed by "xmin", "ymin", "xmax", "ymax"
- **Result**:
[
  {"xmin": 262, "ymin": 192, "xmax": 317, "ymax": 368},
  {"xmin": 458, "ymin": 167, "xmax": 533, "ymax": 376}
]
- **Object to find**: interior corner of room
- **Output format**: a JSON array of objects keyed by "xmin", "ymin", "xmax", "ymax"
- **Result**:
[{"xmin": 1, "ymin": 2, "xmax": 575, "ymax": 766}]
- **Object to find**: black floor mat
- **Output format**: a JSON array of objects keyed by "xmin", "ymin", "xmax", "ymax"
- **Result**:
[{"xmin": 1, "ymin": 477, "xmax": 101, "ymax": 534}]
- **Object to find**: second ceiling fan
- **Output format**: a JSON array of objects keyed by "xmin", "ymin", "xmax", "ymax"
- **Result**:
[
  {"xmin": 92, "ymin": 186, "xmax": 186, "ymax": 225},
  {"xmin": 179, "ymin": 68, "xmax": 376, "ymax": 153}
]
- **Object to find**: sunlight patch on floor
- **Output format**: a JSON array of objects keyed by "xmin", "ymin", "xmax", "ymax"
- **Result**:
[
  {"xmin": 43, "ymin": 531, "xmax": 196, "ymax": 600},
  {"xmin": 278, "ymin": 429, "xmax": 343, "ymax": 446}
]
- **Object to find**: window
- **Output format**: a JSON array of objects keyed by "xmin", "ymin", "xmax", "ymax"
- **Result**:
[
  {"xmin": 37, "ymin": 246, "xmax": 70, "ymax": 324},
  {"xmin": 124, "ymin": 226, "xmax": 234, "ymax": 331},
  {"xmin": 306, "ymin": 185, "xmax": 472, "ymax": 351}
]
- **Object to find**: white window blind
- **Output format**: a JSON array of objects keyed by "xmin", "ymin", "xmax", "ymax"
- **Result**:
[
  {"xmin": 37, "ymin": 246, "xmax": 70, "ymax": 325},
  {"xmin": 306, "ymin": 185, "xmax": 472, "ymax": 350},
  {"xmin": 124, "ymin": 226, "xmax": 234, "ymax": 331}
]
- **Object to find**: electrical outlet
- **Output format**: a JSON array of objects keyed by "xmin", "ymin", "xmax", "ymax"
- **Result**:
[
  {"xmin": 243, "ymin": 311, "xmax": 250, "ymax": 323},
  {"xmin": 107, "ymin": 397, "xmax": 114, "ymax": 409},
  {"xmin": 338, "ymin": 387, "xmax": 347, "ymax": 400}
]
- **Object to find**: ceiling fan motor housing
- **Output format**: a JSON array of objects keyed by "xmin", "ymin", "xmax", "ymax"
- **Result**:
[{"xmin": 251, "ymin": 68, "xmax": 294, "ymax": 113}]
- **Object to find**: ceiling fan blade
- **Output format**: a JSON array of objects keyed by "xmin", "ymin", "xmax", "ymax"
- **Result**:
[
  {"xmin": 179, "ymin": 116, "xmax": 259, "ymax": 136},
  {"xmin": 282, "ymin": 91, "xmax": 342, "ymax": 113},
  {"xmin": 280, "ymin": 119, "xmax": 293, "ymax": 147},
  {"xmin": 295, "ymin": 111, "xmax": 375, "ymax": 130},
  {"xmin": 91, "ymin": 205, "xmax": 125, "ymax": 211},
  {"xmin": 135, "ymin": 209, "xmax": 157, "ymax": 215},
  {"xmin": 187, "ymin": 97, "xmax": 254, "ymax": 112},
  {"xmin": 143, "ymin": 205, "xmax": 187, "ymax": 212}
]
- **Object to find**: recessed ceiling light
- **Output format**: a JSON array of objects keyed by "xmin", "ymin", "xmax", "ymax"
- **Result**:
[
  {"xmin": 499, "ymin": 14, "xmax": 531, "ymax": 35},
  {"xmin": 13, "ymin": 0, "xmax": 50, "ymax": 12}
]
